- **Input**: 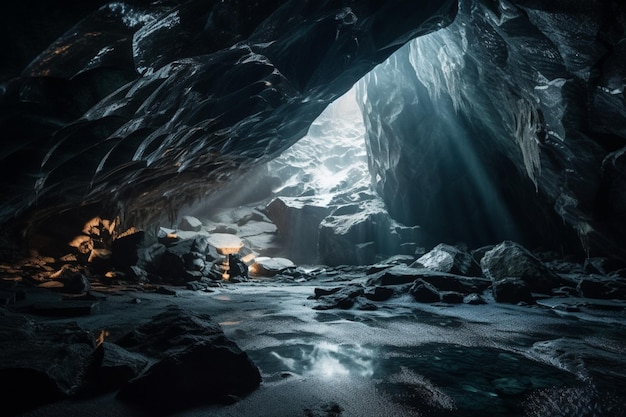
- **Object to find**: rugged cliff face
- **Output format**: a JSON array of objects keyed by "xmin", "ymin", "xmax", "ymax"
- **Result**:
[
  {"xmin": 358, "ymin": 0, "xmax": 626, "ymax": 258},
  {"xmin": 0, "ymin": 0, "xmax": 458, "ymax": 256}
]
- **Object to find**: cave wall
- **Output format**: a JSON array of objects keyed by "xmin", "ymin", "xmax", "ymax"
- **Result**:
[
  {"xmin": 0, "ymin": 0, "xmax": 458, "ymax": 258},
  {"xmin": 358, "ymin": 0, "xmax": 626, "ymax": 258}
]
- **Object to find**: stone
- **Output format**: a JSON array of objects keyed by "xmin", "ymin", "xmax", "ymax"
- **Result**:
[
  {"xmin": 364, "ymin": 286, "xmax": 394, "ymax": 302},
  {"xmin": 252, "ymin": 257, "xmax": 295, "ymax": 277},
  {"xmin": 0, "ymin": 310, "xmax": 96, "ymax": 415},
  {"xmin": 111, "ymin": 230, "xmax": 145, "ymax": 270},
  {"xmin": 116, "ymin": 305, "xmax": 261, "ymax": 413},
  {"xmin": 409, "ymin": 279, "xmax": 441, "ymax": 303},
  {"xmin": 368, "ymin": 265, "xmax": 491, "ymax": 294},
  {"xmin": 463, "ymin": 293, "xmax": 487, "ymax": 305},
  {"xmin": 412, "ymin": 243, "xmax": 482, "ymax": 277},
  {"xmin": 83, "ymin": 341, "xmax": 149, "ymax": 395},
  {"xmin": 265, "ymin": 196, "xmax": 333, "ymax": 263},
  {"xmin": 481, "ymin": 241, "xmax": 563, "ymax": 294},
  {"xmin": 312, "ymin": 284, "xmax": 365, "ymax": 310},
  {"xmin": 577, "ymin": 274, "xmax": 626, "ymax": 299},
  {"xmin": 491, "ymin": 278, "xmax": 534, "ymax": 304},
  {"xmin": 440, "ymin": 291, "xmax": 464, "ymax": 304},
  {"xmin": 318, "ymin": 199, "xmax": 422, "ymax": 266},
  {"xmin": 178, "ymin": 215, "xmax": 203, "ymax": 232},
  {"xmin": 61, "ymin": 273, "xmax": 91, "ymax": 294}
]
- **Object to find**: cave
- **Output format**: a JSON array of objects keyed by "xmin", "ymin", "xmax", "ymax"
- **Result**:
[{"xmin": 1, "ymin": 1, "xmax": 626, "ymax": 416}]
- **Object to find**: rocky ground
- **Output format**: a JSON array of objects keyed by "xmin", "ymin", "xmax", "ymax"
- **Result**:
[{"xmin": 2, "ymin": 222, "xmax": 626, "ymax": 416}]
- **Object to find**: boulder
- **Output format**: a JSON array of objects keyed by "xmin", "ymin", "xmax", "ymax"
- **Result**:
[
  {"xmin": 412, "ymin": 243, "xmax": 482, "ymax": 276},
  {"xmin": 481, "ymin": 241, "xmax": 563, "ymax": 294},
  {"xmin": 409, "ymin": 279, "xmax": 441, "ymax": 303},
  {"xmin": 492, "ymin": 278, "xmax": 534, "ymax": 304},
  {"xmin": 178, "ymin": 216, "xmax": 203, "ymax": 232},
  {"xmin": 265, "ymin": 196, "xmax": 333, "ymax": 263},
  {"xmin": 368, "ymin": 265, "xmax": 491, "ymax": 294},
  {"xmin": 576, "ymin": 274, "xmax": 626, "ymax": 299},
  {"xmin": 312, "ymin": 284, "xmax": 365, "ymax": 310},
  {"xmin": 0, "ymin": 310, "xmax": 97, "ymax": 416},
  {"xmin": 318, "ymin": 199, "xmax": 421, "ymax": 266},
  {"xmin": 116, "ymin": 305, "xmax": 261, "ymax": 413},
  {"xmin": 252, "ymin": 257, "xmax": 295, "ymax": 277}
]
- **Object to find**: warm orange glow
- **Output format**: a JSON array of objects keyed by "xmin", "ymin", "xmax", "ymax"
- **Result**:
[
  {"xmin": 68, "ymin": 235, "xmax": 93, "ymax": 254},
  {"xmin": 206, "ymin": 234, "xmax": 244, "ymax": 280},
  {"xmin": 96, "ymin": 329, "xmax": 110, "ymax": 347},
  {"xmin": 241, "ymin": 253, "xmax": 256, "ymax": 264}
]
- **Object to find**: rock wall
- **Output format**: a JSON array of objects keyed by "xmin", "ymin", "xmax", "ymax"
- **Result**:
[
  {"xmin": 358, "ymin": 0, "xmax": 626, "ymax": 258},
  {"xmin": 0, "ymin": 0, "xmax": 458, "ymax": 258}
]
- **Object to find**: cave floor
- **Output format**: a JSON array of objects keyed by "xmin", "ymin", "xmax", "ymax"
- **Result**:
[{"xmin": 13, "ymin": 274, "xmax": 626, "ymax": 417}]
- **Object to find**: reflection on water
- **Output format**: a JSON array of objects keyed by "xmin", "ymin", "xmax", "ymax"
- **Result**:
[
  {"xmin": 251, "ymin": 342, "xmax": 374, "ymax": 379},
  {"xmin": 249, "ymin": 341, "xmax": 605, "ymax": 417}
]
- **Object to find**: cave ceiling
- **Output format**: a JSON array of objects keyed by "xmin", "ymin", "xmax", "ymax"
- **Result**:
[
  {"xmin": 1, "ymin": 0, "xmax": 626, "ymax": 261},
  {"xmin": 0, "ymin": 0, "xmax": 458, "ymax": 246}
]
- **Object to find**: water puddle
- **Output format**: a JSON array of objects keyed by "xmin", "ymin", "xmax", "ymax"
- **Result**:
[{"xmin": 248, "ymin": 341, "xmax": 583, "ymax": 416}]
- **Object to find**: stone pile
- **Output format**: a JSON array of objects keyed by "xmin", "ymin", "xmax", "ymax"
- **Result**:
[{"xmin": 312, "ymin": 240, "xmax": 626, "ymax": 310}]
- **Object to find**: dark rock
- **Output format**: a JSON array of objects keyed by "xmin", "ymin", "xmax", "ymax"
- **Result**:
[
  {"xmin": 368, "ymin": 265, "xmax": 491, "ymax": 294},
  {"xmin": 191, "ymin": 235, "xmax": 210, "ymax": 255},
  {"xmin": 253, "ymin": 257, "xmax": 295, "ymax": 277},
  {"xmin": 111, "ymin": 230, "xmax": 144, "ymax": 270},
  {"xmin": 492, "ymin": 278, "xmax": 534, "ymax": 304},
  {"xmin": 318, "ymin": 199, "xmax": 421, "ymax": 266},
  {"xmin": 314, "ymin": 287, "xmax": 342, "ymax": 299},
  {"xmin": 30, "ymin": 300, "xmax": 100, "ymax": 317},
  {"xmin": 83, "ymin": 341, "xmax": 149, "ymax": 396},
  {"xmin": 178, "ymin": 215, "xmax": 203, "ymax": 232},
  {"xmin": 155, "ymin": 286, "xmax": 177, "ymax": 296},
  {"xmin": 312, "ymin": 284, "xmax": 365, "ymax": 310},
  {"xmin": 364, "ymin": 286, "xmax": 394, "ymax": 302},
  {"xmin": 367, "ymin": 265, "xmax": 423, "ymax": 286},
  {"xmin": 265, "ymin": 196, "xmax": 332, "ymax": 263},
  {"xmin": 0, "ymin": 310, "xmax": 96, "ymax": 415},
  {"xmin": 464, "ymin": 293, "xmax": 487, "ymax": 305},
  {"xmin": 584, "ymin": 257, "xmax": 626, "ymax": 275},
  {"xmin": 228, "ymin": 253, "xmax": 248, "ymax": 279},
  {"xmin": 61, "ymin": 273, "xmax": 91, "ymax": 294},
  {"xmin": 409, "ymin": 279, "xmax": 441, "ymax": 303},
  {"xmin": 481, "ymin": 241, "xmax": 563, "ymax": 294},
  {"xmin": 116, "ymin": 305, "xmax": 261, "ymax": 413},
  {"xmin": 577, "ymin": 274, "xmax": 626, "ymax": 299},
  {"xmin": 412, "ymin": 243, "xmax": 482, "ymax": 276},
  {"xmin": 186, "ymin": 281, "xmax": 208, "ymax": 291},
  {"xmin": 440, "ymin": 291, "xmax": 464, "ymax": 304}
]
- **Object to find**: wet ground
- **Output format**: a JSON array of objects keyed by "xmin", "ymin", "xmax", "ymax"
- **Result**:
[{"xmin": 15, "ymin": 275, "xmax": 626, "ymax": 417}]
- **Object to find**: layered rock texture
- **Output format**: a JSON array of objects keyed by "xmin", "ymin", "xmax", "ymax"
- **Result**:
[
  {"xmin": 358, "ymin": 0, "xmax": 626, "ymax": 258},
  {"xmin": 0, "ymin": 0, "xmax": 457, "ymax": 258},
  {"xmin": 1, "ymin": 0, "xmax": 626, "ymax": 264}
]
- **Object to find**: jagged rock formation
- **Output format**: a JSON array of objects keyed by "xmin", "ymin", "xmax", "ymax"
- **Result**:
[
  {"xmin": 0, "ymin": 0, "xmax": 458, "ymax": 258},
  {"xmin": 1, "ymin": 0, "xmax": 626, "ymax": 264},
  {"xmin": 358, "ymin": 0, "xmax": 626, "ymax": 259}
]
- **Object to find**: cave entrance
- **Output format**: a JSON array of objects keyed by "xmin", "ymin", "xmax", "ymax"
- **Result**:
[{"xmin": 179, "ymin": 84, "xmax": 421, "ymax": 270}]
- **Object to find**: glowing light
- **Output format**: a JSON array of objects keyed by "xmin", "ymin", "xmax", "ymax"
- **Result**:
[
  {"xmin": 96, "ymin": 330, "xmax": 110, "ymax": 347},
  {"xmin": 207, "ymin": 233, "xmax": 244, "ymax": 281},
  {"xmin": 270, "ymin": 342, "xmax": 374, "ymax": 380}
]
